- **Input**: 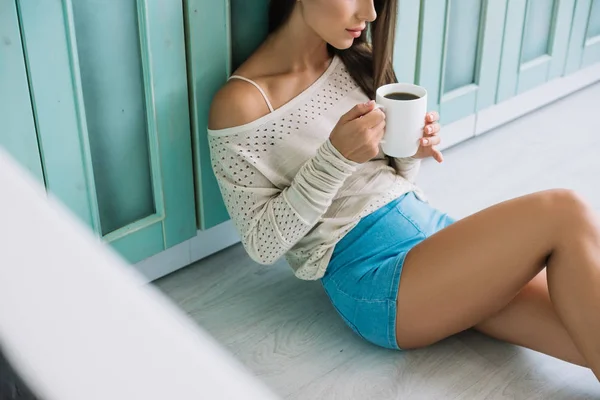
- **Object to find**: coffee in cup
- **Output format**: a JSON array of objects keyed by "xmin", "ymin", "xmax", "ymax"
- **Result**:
[{"xmin": 383, "ymin": 92, "xmax": 421, "ymax": 101}]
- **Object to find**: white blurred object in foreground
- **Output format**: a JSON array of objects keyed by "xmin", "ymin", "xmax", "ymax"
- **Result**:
[{"xmin": 0, "ymin": 148, "xmax": 279, "ymax": 400}]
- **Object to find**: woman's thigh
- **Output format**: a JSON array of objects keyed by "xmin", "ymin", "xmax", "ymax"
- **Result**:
[{"xmin": 395, "ymin": 190, "xmax": 564, "ymax": 349}]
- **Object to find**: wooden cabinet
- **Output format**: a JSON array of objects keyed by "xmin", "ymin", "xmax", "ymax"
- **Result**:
[
  {"xmin": 1, "ymin": 0, "xmax": 600, "ymax": 272},
  {"xmin": 415, "ymin": 0, "xmax": 507, "ymax": 126},
  {"xmin": 0, "ymin": 0, "xmax": 44, "ymax": 183},
  {"xmin": 566, "ymin": 0, "xmax": 600, "ymax": 73},
  {"xmin": 497, "ymin": 0, "xmax": 576, "ymax": 102},
  {"xmin": 185, "ymin": 0, "xmax": 231, "ymax": 230},
  {"xmin": 5, "ymin": 0, "xmax": 197, "ymax": 264},
  {"xmin": 392, "ymin": 1, "xmax": 422, "ymax": 84},
  {"xmin": 230, "ymin": 0, "xmax": 269, "ymax": 71},
  {"xmin": 410, "ymin": 0, "xmax": 600, "ymax": 146}
]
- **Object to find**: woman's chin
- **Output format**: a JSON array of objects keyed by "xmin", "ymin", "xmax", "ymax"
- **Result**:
[{"xmin": 328, "ymin": 38, "xmax": 354, "ymax": 50}]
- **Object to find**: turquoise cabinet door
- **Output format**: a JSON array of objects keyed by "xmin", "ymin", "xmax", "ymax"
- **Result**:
[
  {"xmin": 186, "ymin": 0, "xmax": 270, "ymax": 230},
  {"xmin": 497, "ymin": 0, "xmax": 576, "ymax": 102},
  {"xmin": 230, "ymin": 0, "xmax": 270, "ymax": 71},
  {"xmin": 0, "ymin": 0, "xmax": 44, "ymax": 183},
  {"xmin": 17, "ymin": 0, "xmax": 196, "ymax": 263},
  {"xmin": 416, "ymin": 0, "xmax": 507, "ymax": 125},
  {"xmin": 393, "ymin": 1, "xmax": 422, "ymax": 84},
  {"xmin": 185, "ymin": 0, "xmax": 231, "ymax": 230},
  {"xmin": 565, "ymin": 0, "xmax": 600, "ymax": 73}
]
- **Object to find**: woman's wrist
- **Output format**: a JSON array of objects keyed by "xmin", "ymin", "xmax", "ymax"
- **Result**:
[{"xmin": 323, "ymin": 139, "xmax": 359, "ymax": 170}]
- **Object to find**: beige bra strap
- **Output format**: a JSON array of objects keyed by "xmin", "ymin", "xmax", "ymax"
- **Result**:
[{"xmin": 228, "ymin": 75, "xmax": 275, "ymax": 113}]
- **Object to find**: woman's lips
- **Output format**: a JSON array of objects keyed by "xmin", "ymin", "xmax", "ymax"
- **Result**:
[{"xmin": 346, "ymin": 29, "xmax": 363, "ymax": 38}]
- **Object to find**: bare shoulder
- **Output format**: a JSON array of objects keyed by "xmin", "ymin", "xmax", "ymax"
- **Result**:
[{"xmin": 208, "ymin": 79, "xmax": 272, "ymax": 130}]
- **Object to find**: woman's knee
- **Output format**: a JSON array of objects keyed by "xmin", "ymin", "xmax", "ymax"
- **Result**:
[
  {"xmin": 545, "ymin": 189, "xmax": 595, "ymax": 225},
  {"xmin": 538, "ymin": 189, "xmax": 599, "ymax": 244}
]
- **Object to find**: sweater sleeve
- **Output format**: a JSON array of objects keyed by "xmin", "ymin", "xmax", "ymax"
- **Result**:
[
  {"xmin": 391, "ymin": 156, "xmax": 421, "ymax": 184},
  {"xmin": 209, "ymin": 136, "xmax": 357, "ymax": 265}
]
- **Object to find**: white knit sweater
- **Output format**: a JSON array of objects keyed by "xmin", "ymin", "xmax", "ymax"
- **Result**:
[{"xmin": 208, "ymin": 56, "xmax": 425, "ymax": 280}]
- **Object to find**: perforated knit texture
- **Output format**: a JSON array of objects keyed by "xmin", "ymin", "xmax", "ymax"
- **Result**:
[{"xmin": 208, "ymin": 57, "xmax": 424, "ymax": 280}]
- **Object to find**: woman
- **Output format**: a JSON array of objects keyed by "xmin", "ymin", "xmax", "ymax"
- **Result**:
[{"xmin": 208, "ymin": 0, "xmax": 600, "ymax": 379}]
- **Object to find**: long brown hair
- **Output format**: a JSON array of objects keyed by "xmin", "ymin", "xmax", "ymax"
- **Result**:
[{"xmin": 268, "ymin": 0, "xmax": 398, "ymax": 99}]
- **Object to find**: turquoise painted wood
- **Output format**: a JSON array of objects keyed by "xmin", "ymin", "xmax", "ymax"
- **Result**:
[
  {"xmin": 565, "ymin": 0, "xmax": 600, "ymax": 73},
  {"xmin": 185, "ymin": 0, "xmax": 231, "ymax": 230},
  {"xmin": 590, "ymin": 0, "xmax": 600, "ymax": 37},
  {"xmin": 497, "ymin": 0, "xmax": 576, "ymax": 102},
  {"xmin": 230, "ymin": 0, "xmax": 270, "ymax": 71},
  {"xmin": 17, "ymin": 0, "xmax": 196, "ymax": 263},
  {"xmin": 71, "ymin": 0, "xmax": 155, "ymax": 235},
  {"xmin": 393, "ymin": 1, "xmax": 421, "ymax": 84},
  {"xmin": 0, "ymin": 0, "xmax": 44, "ymax": 183},
  {"xmin": 582, "ymin": 0, "xmax": 600, "ymax": 65},
  {"xmin": 17, "ymin": 0, "xmax": 101, "ymax": 232},
  {"xmin": 416, "ymin": 0, "xmax": 507, "ymax": 125}
]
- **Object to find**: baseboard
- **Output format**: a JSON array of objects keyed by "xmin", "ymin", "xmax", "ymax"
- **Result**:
[
  {"xmin": 134, "ymin": 63, "xmax": 600, "ymax": 283},
  {"xmin": 134, "ymin": 220, "xmax": 240, "ymax": 283},
  {"xmin": 476, "ymin": 63, "xmax": 600, "ymax": 135}
]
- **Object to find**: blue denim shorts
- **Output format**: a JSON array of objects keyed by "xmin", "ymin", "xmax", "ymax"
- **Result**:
[{"xmin": 321, "ymin": 191, "xmax": 456, "ymax": 350}]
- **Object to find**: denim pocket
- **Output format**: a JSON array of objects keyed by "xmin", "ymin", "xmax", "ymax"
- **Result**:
[
  {"xmin": 394, "ymin": 194, "xmax": 428, "ymax": 238},
  {"xmin": 393, "ymin": 206, "xmax": 425, "ymax": 241}
]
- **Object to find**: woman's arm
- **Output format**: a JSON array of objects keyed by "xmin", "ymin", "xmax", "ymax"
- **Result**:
[{"xmin": 209, "ymin": 136, "xmax": 357, "ymax": 265}]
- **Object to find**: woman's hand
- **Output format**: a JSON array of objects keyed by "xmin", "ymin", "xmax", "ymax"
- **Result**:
[
  {"xmin": 330, "ymin": 101, "xmax": 385, "ymax": 163},
  {"xmin": 412, "ymin": 112, "xmax": 443, "ymax": 163}
]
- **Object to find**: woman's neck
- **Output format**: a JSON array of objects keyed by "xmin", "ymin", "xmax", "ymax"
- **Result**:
[{"xmin": 263, "ymin": 5, "xmax": 331, "ymax": 73}]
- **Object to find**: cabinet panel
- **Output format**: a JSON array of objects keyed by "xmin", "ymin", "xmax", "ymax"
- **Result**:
[
  {"xmin": 230, "ymin": 0, "xmax": 269, "ymax": 71},
  {"xmin": 17, "ymin": 0, "xmax": 100, "ymax": 230},
  {"xmin": 521, "ymin": 0, "xmax": 556, "ymax": 63},
  {"xmin": 417, "ymin": 0, "xmax": 507, "ymax": 125},
  {"xmin": 443, "ymin": 0, "xmax": 482, "ymax": 92},
  {"xmin": 588, "ymin": 0, "xmax": 600, "ymax": 38},
  {"xmin": 18, "ymin": 0, "xmax": 196, "ymax": 263},
  {"xmin": 582, "ymin": 0, "xmax": 600, "ymax": 66},
  {"xmin": 0, "ymin": 0, "xmax": 44, "ymax": 183},
  {"xmin": 72, "ymin": 0, "xmax": 155, "ymax": 235},
  {"xmin": 185, "ymin": 0, "xmax": 232, "ymax": 230},
  {"xmin": 393, "ymin": 1, "xmax": 422, "ymax": 83},
  {"xmin": 583, "ymin": 0, "xmax": 600, "ymax": 66},
  {"xmin": 565, "ymin": 0, "xmax": 600, "ymax": 71},
  {"xmin": 497, "ymin": 0, "xmax": 576, "ymax": 102}
]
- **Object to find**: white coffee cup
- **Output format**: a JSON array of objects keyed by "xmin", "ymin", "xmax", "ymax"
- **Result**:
[{"xmin": 375, "ymin": 83, "xmax": 428, "ymax": 158}]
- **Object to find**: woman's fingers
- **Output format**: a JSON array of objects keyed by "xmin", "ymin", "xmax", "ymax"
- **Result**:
[
  {"xmin": 424, "ymin": 122, "xmax": 440, "ymax": 135},
  {"xmin": 426, "ymin": 112, "xmax": 440, "ymax": 123},
  {"xmin": 371, "ymin": 119, "xmax": 386, "ymax": 140},
  {"xmin": 421, "ymin": 135, "xmax": 441, "ymax": 147},
  {"xmin": 419, "ymin": 112, "xmax": 444, "ymax": 163}
]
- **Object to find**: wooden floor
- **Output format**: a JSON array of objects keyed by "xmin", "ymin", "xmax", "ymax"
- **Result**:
[{"xmin": 155, "ymin": 83, "xmax": 600, "ymax": 399}]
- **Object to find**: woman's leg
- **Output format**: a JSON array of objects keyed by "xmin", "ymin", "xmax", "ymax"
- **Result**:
[
  {"xmin": 474, "ymin": 270, "xmax": 587, "ymax": 367},
  {"xmin": 395, "ymin": 189, "xmax": 600, "ymax": 378}
]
